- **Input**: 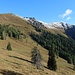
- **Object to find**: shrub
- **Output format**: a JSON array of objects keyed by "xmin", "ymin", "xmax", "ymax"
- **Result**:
[{"xmin": 7, "ymin": 42, "xmax": 12, "ymax": 50}]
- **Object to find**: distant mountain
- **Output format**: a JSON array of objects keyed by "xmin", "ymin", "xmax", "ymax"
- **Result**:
[
  {"xmin": 24, "ymin": 17, "xmax": 75, "ymax": 40},
  {"xmin": 24, "ymin": 17, "xmax": 73, "ymax": 29},
  {"xmin": 25, "ymin": 17, "xmax": 45, "ymax": 28}
]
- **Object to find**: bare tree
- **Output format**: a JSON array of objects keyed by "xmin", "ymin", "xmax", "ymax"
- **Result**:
[{"xmin": 31, "ymin": 47, "xmax": 42, "ymax": 69}]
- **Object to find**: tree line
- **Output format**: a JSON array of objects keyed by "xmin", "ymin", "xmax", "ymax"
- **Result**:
[{"xmin": 0, "ymin": 24, "xmax": 26, "ymax": 40}]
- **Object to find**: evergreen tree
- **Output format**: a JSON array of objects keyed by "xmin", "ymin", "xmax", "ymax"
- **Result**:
[
  {"xmin": 67, "ymin": 54, "xmax": 72, "ymax": 64},
  {"xmin": 55, "ymin": 46, "xmax": 59, "ymax": 58},
  {"xmin": 74, "ymin": 65, "xmax": 75, "ymax": 70},
  {"xmin": 31, "ymin": 47, "xmax": 42, "ymax": 69},
  {"xmin": 73, "ymin": 55, "xmax": 75, "ymax": 70},
  {"xmin": 1, "ymin": 30, "xmax": 6, "ymax": 40},
  {"xmin": 47, "ymin": 49, "xmax": 57, "ymax": 71},
  {"xmin": 8, "ymin": 31, "xmax": 12, "ymax": 38},
  {"xmin": 7, "ymin": 42, "xmax": 12, "ymax": 50}
]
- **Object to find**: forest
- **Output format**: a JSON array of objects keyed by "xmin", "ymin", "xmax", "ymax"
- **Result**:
[{"xmin": 30, "ymin": 27, "xmax": 75, "ymax": 65}]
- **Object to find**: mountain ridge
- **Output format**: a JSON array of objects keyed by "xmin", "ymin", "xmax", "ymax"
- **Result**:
[
  {"xmin": 24, "ymin": 17, "xmax": 75, "ymax": 40},
  {"xmin": 1, "ymin": 13, "xmax": 74, "ymax": 30},
  {"xmin": 24, "ymin": 17, "xmax": 74, "ymax": 30}
]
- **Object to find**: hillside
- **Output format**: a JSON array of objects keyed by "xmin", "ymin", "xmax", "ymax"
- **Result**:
[
  {"xmin": 0, "ymin": 13, "xmax": 27, "ymax": 26},
  {"xmin": 0, "ymin": 13, "xmax": 75, "ymax": 75}
]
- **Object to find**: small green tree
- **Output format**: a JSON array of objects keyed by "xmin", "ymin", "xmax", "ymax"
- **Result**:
[
  {"xmin": 73, "ymin": 59, "xmax": 75, "ymax": 70},
  {"xmin": 7, "ymin": 42, "xmax": 12, "ymax": 50},
  {"xmin": 31, "ymin": 47, "xmax": 42, "ymax": 69},
  {"xmin": 8, "ymin": 31, "xmax": 12, "ymax": 38},
  {"xmin": 67, "ymin": 54, "xmax": 72, "ymax": 64},
  {"xmin": 1, "ymin": 31, "xmax": 6, "ymax": 40}
]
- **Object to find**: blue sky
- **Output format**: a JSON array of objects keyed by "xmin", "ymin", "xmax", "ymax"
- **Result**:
[{"xmin": 0, "ymin": 0, "xmax": 75, "ymax": 24}]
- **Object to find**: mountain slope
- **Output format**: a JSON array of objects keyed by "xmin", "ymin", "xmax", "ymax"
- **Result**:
[
  {"xmin": 0, "ymin": 13, "xmax": 30, "ymax": 27},
  {"xmin": 0, "ymin": 13, "xmax": 57, "ymax": 75},
  {"xmin": 0, "ymin": 13, "xmax": 75, "ymax": 75}
]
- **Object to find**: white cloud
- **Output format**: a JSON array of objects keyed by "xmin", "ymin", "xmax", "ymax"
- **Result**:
[
  {"xmin": 59, "ymin": 9, "xmax": 72, "ymax": 18},
  {"xmin": 66, "ymin": 17, "xmax": 71, "ymax": 20}
]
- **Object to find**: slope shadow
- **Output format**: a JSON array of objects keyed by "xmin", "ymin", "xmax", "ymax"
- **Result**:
[
  {"xmin": 44, "ymin": 66, "xmax": 48, "ymax": 69},
  {"xmin": 9, "ymin": 55, "xmax": 32, "ymax": 64},
  {"xmin": 65, "ymin": 26, "xmax": 75, "ymax": 40},
  {"xmin": 5, "ymin": 59, "xmax": 22, "ymax": 66},
  {"xmin": 0, "ymin": 70, "xmax": 23, "ymax": 75},
  {"xmin": 67, "ymin": 66, "xmax": 74, "ymax": 70}
]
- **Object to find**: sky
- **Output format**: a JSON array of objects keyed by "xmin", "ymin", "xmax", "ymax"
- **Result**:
[{"xmin": 0, "ymin": 0, "xmax": 75, "ymax": 24}]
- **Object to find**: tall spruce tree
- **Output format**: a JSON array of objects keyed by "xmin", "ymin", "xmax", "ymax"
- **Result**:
[
  {"xmin": 47, "ymin": 47, "xmax": 57, "ymax": 71},
  {"xmin": 31, "ymin": 47, "xmax": 42, "ymax": 69},
  {"xmin": 73, "ymin": 55, "xmax": 75, "ymax": 70}
]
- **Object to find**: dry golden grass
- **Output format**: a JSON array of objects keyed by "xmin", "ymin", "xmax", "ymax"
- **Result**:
[
  {"xmin": 0, "ymin": 36, "xmax": 75, "ymax": 75},
  {"xmin": 0, "ymin": 37, "xmax": 57, "ymax": 75},
  {"xmin": 0, "ymin": 13, "xmax": 57, "ymax": 74},
  {"xmin": 46, "ymin": 28, "xmax": 68, "ymax": 38},
  {"xmin": 0, "ymin": 13, "xmax": 75, "ymax": 75}
]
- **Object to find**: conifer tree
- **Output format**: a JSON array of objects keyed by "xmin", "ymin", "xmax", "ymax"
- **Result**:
[
  {"xmin": 73, "ymin": 55, "xmax": 75, "ymax": 70},
  {"xmin": 7, "ymin": 42, "xmax": 12, "ymax": 50},
  {"xmin": 47, "ymin": 48, "xmax": 57, "ymax": 71},
  {"xmin": 31, "ymin": 47, "xmax": 42, "ymax": 69},
  {"xmin": 1, "ymin": 30, "xmax": 6, "ymax": 40}
]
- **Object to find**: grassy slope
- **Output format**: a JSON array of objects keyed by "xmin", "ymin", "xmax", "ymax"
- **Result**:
[
  {"xmin": 46, "ymin": 28, "xmax": 67, "ymax": 38},
  {"xmin": 0, "ymin": 14, "xmax": 75, "ymax": 75}
]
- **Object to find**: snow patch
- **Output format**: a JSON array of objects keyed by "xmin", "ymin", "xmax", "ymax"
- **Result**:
[{"xmin": 17, "ymin": 16, "xmax": 73, "ymax": 30}]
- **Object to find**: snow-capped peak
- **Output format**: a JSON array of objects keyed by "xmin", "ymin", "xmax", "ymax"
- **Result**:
[{"xmin": 22, "ymin": 17, "xmax": 73, "ymax": 30}]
